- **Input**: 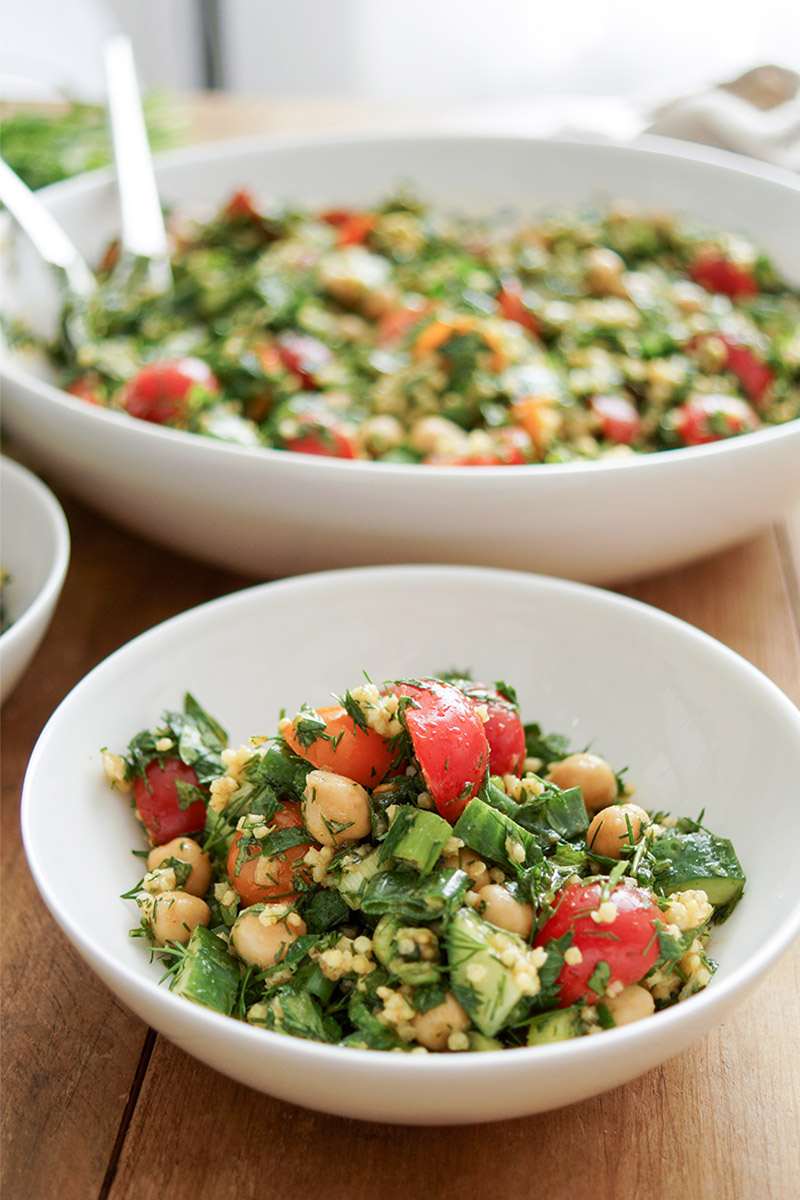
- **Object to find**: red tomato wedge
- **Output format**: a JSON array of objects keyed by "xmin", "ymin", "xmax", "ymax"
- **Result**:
[
  {"xmin": 276, "ymin": 333, "xmax": 333, "ymax": 390},
  {"xmin": 450, "ymin": 682, "xmax": 526, "ymax": 776},
  {"xmin": 477, "ymin": 694, "xmax": 526, "ymax": 777},
  {"xmin": 223, "ymin": 188, "xmax": 262, "ymax": 223},
  {"xmin": 120, "ymin": 358, "xmax": 219, "ymax": 426},
  {"xmin": 321, "ymin": 209, "xmax": 375, "ymax": 245},
  {"xmin": 672, "ymin": 393, "xmax": 760, "ymax": 446},
  {"xmin": 590, "ymin": 394, "xmax": 642, "ymax": 445},
  {"xmin": 282, "ymin": 704, "xmax": 397, "ymax": 788},
  {"xmin": 397, "ymin": 680, "xmax": 489, "ymax": 822},
  {"xmin": 226, "ymin": 802, "xmax": 311, "ymax": 906},
  {"xmin": 281, "ymin": 411, "xmax": 360, "ymax": 459},
  {"xmin": 534, "ymin": 880, "xmax": 661, "ymax": 1007},
  {"xmin": 132, "ymin": 758, "xmax": 207, "ymax": 847},
  {"xmin": 66, "ymin": 374, "xmax": 104, "ymax": 405},
  {"xmin": 719, "ymin": 336, "xmax": 774, "ymax": 406},
  {"xmin": 689, "ymin": 253, "xmax": 758, "ymax": 298},
  {"xmin": 497, "ymin": 280, "xmax": 540, "ymax": 336}
]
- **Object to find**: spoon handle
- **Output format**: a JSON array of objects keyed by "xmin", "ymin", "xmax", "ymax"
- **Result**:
[
  {"xmin": 104, "ymin": 34, "xmax": 172, "ymax": 291},
  {"xmin": 0, "ymin": 158, "xmax": 96, "ymax": 300}
]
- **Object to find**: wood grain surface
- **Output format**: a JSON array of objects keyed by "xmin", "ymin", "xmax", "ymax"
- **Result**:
[{"xmin": 2, "ymin": 94, "xmax": 799, "ymax": 1200}]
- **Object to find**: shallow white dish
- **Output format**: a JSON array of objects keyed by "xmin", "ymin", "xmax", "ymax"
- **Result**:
[
  {"xmin": 21, "ymin": 564, "xmax": 800, "ymax": 1123},
  {"xmin": 0, "ymin": 456, "xmax": 70, "ymax": 704},
  {"xmin": 2, "ymin": 131, "xmax": 800, "ymax": 585}
]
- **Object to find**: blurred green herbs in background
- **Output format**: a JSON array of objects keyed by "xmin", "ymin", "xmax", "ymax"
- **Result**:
[{"xmin": 0, "ymin": 95, "xmax": 182, "ymax": 190}]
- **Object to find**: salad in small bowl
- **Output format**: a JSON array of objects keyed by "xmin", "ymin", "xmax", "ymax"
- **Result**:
[
  {"xmin": 104, "ymin": 674, "xmax": 745, "ymax": 1054},
  {"xmin": 20, "ymin": 566, "xmax": 800, "ymax": 1122}
]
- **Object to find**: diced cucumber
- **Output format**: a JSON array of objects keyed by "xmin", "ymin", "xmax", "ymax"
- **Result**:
[
  {"xmin": 267, "ymin": 989, "xmax": 333, "ymax": 1043},
  {"xmin": 378, "ymin": 806, "xmax": 452, "ymax": 874},
  {"xmin": 652, "ymin": 830, "xmax": 745, "ymax": 908},
  {"xmin": 170, "ymin": 925, "xmax": 240, "ymax": 1015},
  {"xmin": 372, "ymin": 913, "xmax": 441, "ymax": 985},
  {"xmin": 526, "ymin": 1006, "xmax": 583, "ymax": 1046},
  {"xmin": 515, "ymin": 786, "xmax": 589, "ymax": 842},
  {"xmin": 446, "ymin": 906, "xmax": 529, "ymax": 1037},
  {"xmin": 453, "ymin": 798, "xmax": 542, "ymax": 878},
  {"xmin": 467, "ymin": 1031, "xmax": 504, "ymax": 1052}
]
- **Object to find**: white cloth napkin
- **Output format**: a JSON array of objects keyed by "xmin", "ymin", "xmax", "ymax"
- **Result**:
[
  {"xmin": 644, "ymin": 65, "xmax": 800, "ymax": 171},
  {"xmin": 447, "ymin": 65, "xmax": 800, "ymax": 171}
]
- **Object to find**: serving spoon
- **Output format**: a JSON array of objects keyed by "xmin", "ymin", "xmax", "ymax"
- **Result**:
[
  {"xmin": 103, "ymin": 34, "xmax": 172, "ymax": 294},
  {"xmin": 0, "ymin": 157, "xmax": 96, "ymax": 304}
]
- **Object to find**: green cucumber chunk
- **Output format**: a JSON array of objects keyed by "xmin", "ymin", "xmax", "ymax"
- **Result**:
[
  {"xmin": 526, "ymin": 1006, "xmax": 583, "ymax": 1046},
  {"xmin": 170, "ymin": 924, "xmax": 241, "ymax": 1015},
  {"xmin": 372, "ymin": 913, "xmax": 441, "ymax": 985},
  {"xmin": 652, "ymin": 829, "xmax": 745, "ymax": 908},
  {"xmin": 446, "ymin": 906, "xmax": 529, "ymax": 1037}
]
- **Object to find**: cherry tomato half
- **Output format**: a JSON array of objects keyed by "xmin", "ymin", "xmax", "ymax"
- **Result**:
[
  {"xmin": 132, "ymin": 757, "xmax": 208, "ymax": 847},
  {"xmin": 321, "ymin": 209, "xmax": 375, "ymax": 246},
  {"xmin": 281, "ymin": 411, "xmax": 360, "ymax": 459},
  {"xmin": 282, "ymin": 704, "xmax": 397, "ymax": 788},
  {"xmin": 226, "ymin": 802, "xmax": 311, "ymax": 906},
  {"xmin": 452, "ymin": 683, "xmax": 526, "ymax": 776},
  {"xmin": 671, "ymin": 393, "xmax": 760, "ymax": 446},
  {"xmin": 223, "ymin": 188, "xmax": 263, "ymax": 223},
  {"xmin": 719, "ymin": 336, "xmax": 774, "ymax": 406},
  {"xmin": 497, "ymin": 280, "xmax": 540, "ymax": 336},
  {"xmin": 397, "ymin": 680, "xmax": 489, "ymax": 822},
  {"xmin": 689, "ymin": 253, "xmax": 758, "ymax": 298},
  {"xmin": 120, "ymin": 358, "xmax": 220, "ymax": 426},
  {"xmin": 534, "ymin": 880, "xmax": 661, "ymax": 1006},
  {"xmin": 590, "ymin": 393, "xmax": 642, "ymax": 446},
  {"xmin": 276, "ymin": 334, "xmax": 333, "ymax": 390},
  {"xmin": 66, "ymin": 374, "xmax": 104, "ymax": 405}
]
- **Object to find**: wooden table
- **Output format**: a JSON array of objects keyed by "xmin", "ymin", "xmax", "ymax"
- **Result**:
[{"xmin": 2, "ymin": 95, "xmax": 800, "ymax": 1200}]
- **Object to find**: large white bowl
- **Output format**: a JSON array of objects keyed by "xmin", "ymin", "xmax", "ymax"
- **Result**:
[
  {"xmin": 2, "ymin": 131, "xmax": 800, "ymax": 585},
  {"xmin": 0, "ymin": 456, "xmax": 70, "ymax": 704},
  {"xmin": 21, "ymin": 565, "xmax": 800, "ymax": 1123}
]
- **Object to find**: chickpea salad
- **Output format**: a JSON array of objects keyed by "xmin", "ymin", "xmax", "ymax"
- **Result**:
[
  {"xmin": 105, "ymin": 676, "xmax": 745, "ymax": 1053},
  {"xmin": 24, "ymin": 188, "xmax": 799, "ymax": 465}
]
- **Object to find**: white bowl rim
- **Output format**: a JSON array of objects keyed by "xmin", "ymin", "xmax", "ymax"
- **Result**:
[
  {"xmin": 0, "ymin": 455, "xmax": 70, "ymax": 656},
  {"xmin": 20, "ymin": 563, "xmax": 800, "ymax": 1074},
  {"xmin": 2, "ymin": 126, "xmax": 799, "ymax": 480}
]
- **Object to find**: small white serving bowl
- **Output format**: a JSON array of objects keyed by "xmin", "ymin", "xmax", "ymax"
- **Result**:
[
  {"xmin": 20, "ymin": 565, "xmax": 800, "ymax": 1123},
  {"xmin": 0, "ymin": 456, "xmax": 70, "ymax": 704},
  {"xmin": 2, "ymin": 131, "xmax": 800, "ymax": 585}
]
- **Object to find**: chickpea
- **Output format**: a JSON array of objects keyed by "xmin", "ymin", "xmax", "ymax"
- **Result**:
[
  {"xmin": 303, "ymin": 769, "xmax": 372, "ymax": 847},
  {"xmin": 146, "ymin": 891, "xmax": 210, "ymax": 946},
  {"xmin": 603, "ymin": 984, "xmax": 655, "ymax": 1026},
  {"xmin": 443, "ymin": 848, "xmax": 491, "ymax": 891},
  {"xmin": 546, "ymin": 753, "xmax": 618, "ymax": 812},
  {"xmin": 475, "ymin": 884, "xmax": 534, "ymax": 939},
  {"xmin": 411, "ymin": 992, "xmax": 471, "ymax": 1051},
  {"xmin": 408, "ymin": 415, "xmax": 470, "ymax": 457},
  {"xmin": 231, "ymin": 907, "xmax": 307, "ymax": 969},
  {"xmin": 147, "ymin": 837, "xmax": 213, "ymax": 897},
  {"xmin": 585, "ymin": 247, "xmax": 629, "ymax": 298},
  {"xmin": 586, "ymin": 803, "xmax": 650, "ymax": 859}
]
